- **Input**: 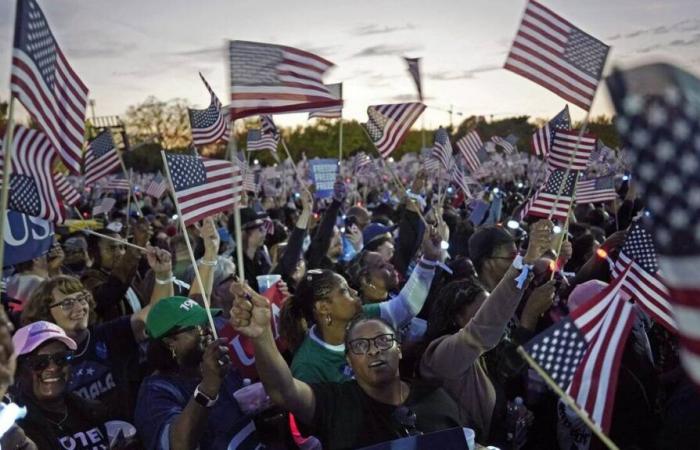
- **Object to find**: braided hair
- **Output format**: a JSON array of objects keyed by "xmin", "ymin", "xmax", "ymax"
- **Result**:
[
  {"xmin": 279, "ymin": 269, "xmax": 338, "ymax": 351},
  {"xmin": 425, "ymin": 278, "xmax": 486, "ymax": 342}
]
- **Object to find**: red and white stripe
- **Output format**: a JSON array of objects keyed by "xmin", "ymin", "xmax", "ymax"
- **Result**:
[
  {"xmin": 105, "ymin": 178, "xmax": 130, "ymax": 191},
  {"xmin": 309, "ymin": 83, "xmax": 343, "ymax": 119},
  {"xmin": 55, "ymin": 173, "xmax": 80, "ymax": 206},
  {"xmin": 368, "ymin": 103, "xmax": 425, "ymax": 158},
  {"xmin": 612, "ymin": 254, "xmax": 677, "ymax": 333},
  {"xmin": 11, "ymin": 47, "xmax": 88, "ymax": 175},
  {"xmin": 491, "ymin": 136, "xmax": 515, "ymax": 154},
  {"xmin": 567, "ymin": 289, "xmax": 636, "ymax": 433},
  {"xmin": 575, "ymin": 178, "xmax": 617, "ymax": 203},
  {"xmin": 229, "ymin": 42, "xmax": 341, "ymax": 119},
  {"xmin": 547, "ymin": 130, "xmax": 595, "ymax": 171},
  {"xmin": 532, "ymin": 125, "xmax": 551, "ymax": 157},
  {"xmin": 92, "ymin": 197, "xmax": 116, "ymax": 216},
  {"xmin": 456, "ymin": 131, "xmax": 483, "ymax": 173},
  {"xmin": 84, "ymin": 142, "xmax": 120, "ymax": 186},
  {"xmin": 504, "ymin": 0, "xmax": 608, "ymax": 111},
  {"xmin": 522, "ymin": 192, "xmax": 572, "ymax": 222}
]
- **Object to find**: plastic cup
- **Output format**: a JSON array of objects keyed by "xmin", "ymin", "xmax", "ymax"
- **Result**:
[
  {"xmin": 462, "ymin": 428, "xmax": 476, "ymax": 450},
  {"xmin": 233, "ymin": 382, "xmax": 272, "ymax": 415},
  {"xmin": 256, "ymin": 274, "xmax": 281, "ymax": 293}
]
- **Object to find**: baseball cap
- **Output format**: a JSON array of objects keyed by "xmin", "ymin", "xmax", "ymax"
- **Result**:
[
  {"xmin": 362, "ymin": 223, "xmax": 397, "ymax": 247},
  {"xmin": 146, "ymin": 296, "xmax": 221, "ymax": 339},
  {"xmin": 12, "ymin": 321, "xmax": 77, "ymax": 356}
]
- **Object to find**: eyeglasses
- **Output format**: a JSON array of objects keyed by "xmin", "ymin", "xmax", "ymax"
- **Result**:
[
  {"xmin": 347, "ymin": 333, "xmax": 397, "ymax": 355},
  {"xmin": 392, "ymin": 406, "xmax": 422, "ymax": 437},
  {"xmin": 49, "ymin": 292, "xmax": 91, "ymax": 311},
  {"xmin": 26, "ymin": 351, "xmax": 74, "ymax": 372}
]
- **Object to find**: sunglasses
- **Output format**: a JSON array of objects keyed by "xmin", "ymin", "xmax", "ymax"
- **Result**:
[{"xmin": 26, "ymin": 351, "xmax": 74, "ymax": 372}]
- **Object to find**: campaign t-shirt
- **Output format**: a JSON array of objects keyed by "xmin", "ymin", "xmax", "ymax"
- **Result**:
[
  {"xmin": 134, "ymin": 371, "xmax": 261, "ymax": 450},
  {"xmin": 68, "ymin": 317, "xmax": 140, "ymax": 420},
  {"xmin": 19, "ymin": 394, "xmax": 111, "ymax": 450},
  {"xmin": 303, "ymin": 380, "xmax": 462, "ymax": 450}
]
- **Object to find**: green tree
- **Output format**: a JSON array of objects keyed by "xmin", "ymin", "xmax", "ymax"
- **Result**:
[{"xmin": 124, "ymin": 96, "xmax": 192, "ymax": 150}]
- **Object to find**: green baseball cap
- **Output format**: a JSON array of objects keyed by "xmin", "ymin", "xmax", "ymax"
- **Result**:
[{"xmin": 146, "ymin": 296, "xmax": 222, "ymax": 339}]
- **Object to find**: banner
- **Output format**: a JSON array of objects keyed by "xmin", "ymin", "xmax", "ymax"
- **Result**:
[
  {"xmin": 3, "ymin": 211, "xmax": 54, "ymax": 267},
  {"xmin": 309, "ymin": 158, "xmax": 339, "ymax": 199}
]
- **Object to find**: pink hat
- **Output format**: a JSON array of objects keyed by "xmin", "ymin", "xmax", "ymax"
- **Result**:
[
  {"xmin": 567, "ymin": 280, "xmax": 608, "ymax": 313},
  {"xmin": 12, "ymin": 321, "xmax": 77, "ymax": 356}
]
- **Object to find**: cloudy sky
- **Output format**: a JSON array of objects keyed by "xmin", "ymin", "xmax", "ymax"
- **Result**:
[{"xmin": 1, "ymin": 0, "xmax": 699, "ymax": 129}]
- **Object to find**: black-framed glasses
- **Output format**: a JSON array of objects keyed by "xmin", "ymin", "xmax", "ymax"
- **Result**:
[
  {"xmin": 347, "ymin": 333, "xmax": 397, "ymax": 355},
  {"xmin": 49, "ymin": 292, "xmax": 91, "ymax": 311},
  {"xmin": 392, "ymin": 406, "xmax": 422, "ymax": 437},
  {"xmin": 26, "ymin": 351, "xmax": 74, "ymax": 372}
]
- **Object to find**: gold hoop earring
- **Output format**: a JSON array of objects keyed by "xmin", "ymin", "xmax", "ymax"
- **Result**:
[
  {"xmin": 170, "ymin": 346, "xmax": 177, "ymax": 360},
  {"xmin": 325, "ymin": 314, "xmax": 332, "ymax": 326}
]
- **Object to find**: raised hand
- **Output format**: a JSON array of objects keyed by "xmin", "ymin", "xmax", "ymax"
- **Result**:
[
  {"xmin": 197, "ymin": 216, "xmax": 220, "ymax": 260},
  {"xmin": 525, "ymin": 220, "xmax": 554, "ymax": 264},
  {"xmin": 229, "ymin": 282, "xmax": 271, "ymax": 338},
  {"xmin": 145, "ymin": 245, "xmax": 172, "ymax": 277},
  {"xmin": 421, "ymin": 226, "xmax": 444, "ymax": 262},
  {"xmin": 199, "ymin": 337, "xmax": 231, "ymax": 397}
]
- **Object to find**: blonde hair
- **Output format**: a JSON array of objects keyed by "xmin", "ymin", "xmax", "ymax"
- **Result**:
[{"xmin": 21, "ymin": 275, "xmax": 97, "ymax": 326}]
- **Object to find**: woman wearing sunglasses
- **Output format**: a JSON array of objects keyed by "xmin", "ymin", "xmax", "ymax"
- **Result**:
[{"xmin": 10, "ymin": 321, "xmax": 113, "ymax": 449}]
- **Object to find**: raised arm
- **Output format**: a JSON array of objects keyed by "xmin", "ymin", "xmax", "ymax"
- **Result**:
[
  {"xmin": 188, "ymin": 216, "xmax": 220, "ymax": 300},
  {"xmin": 306, "ymin": 178, "xmax": 344, "ymax": 269},
  {"xmin": 132, "ymin": 246, "xmax": 173, "ymax": 340},
  {"xmin": 229, "ymin": 282, "xmax": 316, "ymax": 423},
  {"xmin": 273, "ymin": 190, "xmax": 312, "ymax": 278}
]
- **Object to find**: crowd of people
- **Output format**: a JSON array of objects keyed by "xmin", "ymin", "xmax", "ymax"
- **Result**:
[{"xmin": 0, "ymin": 165, "xmax": 699, "ymax": 450}]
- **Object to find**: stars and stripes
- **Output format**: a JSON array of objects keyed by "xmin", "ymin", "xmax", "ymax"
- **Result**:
[
  {"xmin": 450, "ymin": 167, "xmax": 472, "ymax": 199},
  {"xmin": 308, "ymin": 83, "xmax": 343, "ymax": 119},
  {"xmin": 84, "ymin": 130, "xmax": 120, "ymax": 186},
  {"xmin": 504, "ymin": 0, "xmax": 610, "ymax": 111},
  {"xmin": 189, "ymin": 73, "xmax": 230, "ymax": 146},
  {"xmin": 352, "ymin": 152, "xmax": 372, "ymax": 174},
  {"xmin": 55, "ymin": 173, "xmax": 80, "ymax": 206},
  {"xmin": 403, "ymin": 57, "xmax": 423, "ymax": 101},
  {"xmin": 522, "ymin": 168, "xmax": 578, "ymax": 221},
  {"xmin": 607, "ymin": 62, "xmax": 700, "ymax": 388},
  {"xmin": 547, "ymin": 129, "xmax": 596, "ymax": 171},
  {"xmin": 456, "ymin": 130, "xmax": 486, "ymax": 173},
  {"xmin": 575, "ymin": 175, "xmax": 617, "ymax": 203},
  {"xmin": 423, "ymin": 157, "xmax": 441, "ymax": 173},
  {"xmin": 0, "ymin": 126, "xmax": 66, "ymax": 222},
  {"xmin": 525, "ymin": 274, "xmax": 636, "ymax": 433},
  {"xmin": 228, "ymin": 40, "xmax": 341, "ymax": 120},
  {"xmin": 243, "ymin": 173, "xmax": 257, "ymax": 193},
  {"xmin": 104, "ymin": 176, "xmax": 130, "ymax": 191},
  {"xmin": 10, "ymin": 0, "xmax": 89, "ymax": 175},
  {"xmin": 431, "ymin": 127, "xmax": 454, "ymax": 170},
  {"xmin": 491, "ymin": 135, "xmax": 517, "ymax": 154},
  {"xmin": 145, "ymin": 173, "xmax": 167, "ymax": 199},
  {"xmin": 532, "ymin": 105, "xmax": 571, "ymax": 157},
  {"xmin": 164, "ymin": 154, "xmax": 242, "ymax": 226},
  {"xmin": 260, "ymin": 115, "xmax": 279, "ymax": 139},
  {"xmin": 92, "ymin": 197, "xmax": 116, "ymax": 217},
  {"xmin": 611, "ymin": 222, "xmax": 677, "ymax": 333},
  {"xmin": 246, "ymin": 129, "xmax": 278, "ymax": 152},
  {"xmin": 363, "ymin": 103, "xmax": 426, "ymax": 158}
]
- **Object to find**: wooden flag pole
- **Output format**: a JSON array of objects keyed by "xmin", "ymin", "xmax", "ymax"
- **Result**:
[
  {"xmin": 117, "ymin": 154, "xmax": 143, "ymax": 218},
  {"xmin": 338, "ymin": 119, "xmax": 344, "ymax": 164},
  {"xmin": 72, "ymin": 206, "xmax": 147, "ymax": 253},
  {"xmin": 227, "ymin": 129, "xmax": 246, "ymax": 284},
  {"xmin": 517, "ymin": 347, "xmax": 620, "ymax": 450},
  {"xmin": 160, "ymin": 151, "xmax": 218, "ymax": 338},
  {"xmin": 0, "ymin": 98, "xmax": 17, "ymax": 273}
]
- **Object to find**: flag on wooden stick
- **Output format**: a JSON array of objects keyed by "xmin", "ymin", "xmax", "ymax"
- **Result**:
[
  {"xmin": 363, "ymin": 103, "xmax": 425, "ymax": 158},
  {"xmin": 189, "ymin": 73, "xmax": 230, "ymax": 146}
]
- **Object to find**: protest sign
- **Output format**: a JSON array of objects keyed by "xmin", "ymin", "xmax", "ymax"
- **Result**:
[
  {"xmin": 309, "ymin": 158, "xmax": 339, "ymax": 199},
  {"xmin": 3, "ymin": 211, "xmax": 54, "ymax": 267}
]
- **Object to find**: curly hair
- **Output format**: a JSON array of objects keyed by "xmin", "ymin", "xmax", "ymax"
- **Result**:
[
  {"xmin": 21, "ymin": 275, "xmax": 97, "ymax": 326},
  {"xmin": 425, "ymin": 278, "xmax": 486, "ymax": 342},
  {"xmin": 343, "ymin": 314, "xmax": 397, "ymax": 354},
  {"xmin": 279, "ymin": 269, "xmax": 339, "ymax": 352}
]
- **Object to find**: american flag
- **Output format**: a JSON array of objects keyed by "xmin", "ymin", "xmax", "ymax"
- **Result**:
[
  {"xmin": 522, "ymin": 168, "xmax": 578, "ymax": 221},
  {"xmin": 431, "ymin": 127, "xmax": 454, "ymax": 170},
  {"xmin": 84, "ymin": 130, "xmax": 120, "ymax": 186},
  {"xmin": 504, "ymin": 0, "xmax": 609, "ymax": 111},
  {"xmin": 260, "ymin": 115, "xmax": 279, "ymax": 139},
  {"xmin": 525, "ymin": 276, "xmax": 636, "ymax": 433},
  {"xmin": 547, "ymin": 129, "xmax": 596, "ymax": 172},
  {"xmin": 575, "ymin": 175, "xmax": 617, "ymax": 203},
  {"xmin": 105, "ymin": 176, "xmax": 130, "ymax": 191},
  {"xmin": 55, "ymin": 173, "xmax": 80, "ymax": 206},
  {"xmin": 450, "ymin": 166, "xmax": 472, "ymax": 198},
  {"xmin": 403, "ymin": 57, "xmax": 423, "ymax": 101},
  {"xmin": 189, "ymin": 73, "xmax": 230, "ymax": 146},
  {"xmin": 92, "ymin": 197, "xmax": 116, "ymax": 216},
  {"xmin": 10, "ymin": 0, "xmax": 89, "ymax": 175},
  {"xmin": 363, "ymin": 103, "xmax": 426, "ymax": 158},
  {"xmin": 308, "ymin": 83, "xmax": 343, "ymax": 119},
  {"xmin": 352, "ymin": 152, "xmax": 372, "ymax": 174},
  {"xmin": 607, "ymin": 63, "xmax": 700, "ymax": 387},
  {"xmin": 164, "ymin": 153, "xmax": 242, "ymax": 226},
  {"xmin": 532, "ymin": 105, "xmax": 571, "ymax": 157},
  {"xmin": 0, "ymin": 126, "xmax": 66, "ymax": 222},
  {"xmin": 424, "ymin": 157, "xmax": 441, "ymax": 173},
  {"xmin": 246, "ymin": 129, "xmax": 278, "ymax": 152},
  {"xmin": 145, "ymin": 173, "xmax": 167, "ymax": 199},
  {"xmin": 611, "ymin": 222, "xmax": 677, "ymax": 333},
  {"xmin": 456, "ymin": 130, "xmax": 486, "ymax": 172},
  {"xmin": 243, "ymin": 173, "xmax": 257, "ymax": 193},
  {"xmin": 491, "ymin": 135, "xmax": 517, "ymax": 154},
  {"xmin": 228, "ymin": 41, "xmax": 341, "ymax": 120}
]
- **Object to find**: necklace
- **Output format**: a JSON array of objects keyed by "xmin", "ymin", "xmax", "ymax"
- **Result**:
[{"xmin": 73, "ymin": 329, "xmax": 91, "ymax": 358}]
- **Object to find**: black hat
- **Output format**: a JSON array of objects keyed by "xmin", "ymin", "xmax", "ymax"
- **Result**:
[{"xmin": 239, "ymin": 208, "xmax": 270, "ymax": 230}]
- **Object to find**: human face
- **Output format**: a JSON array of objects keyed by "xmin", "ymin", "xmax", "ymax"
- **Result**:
[
  {"xmin": 245, "ymin": 225, "xmax": 266, "ymax": 250},
  {"xmin": 164, "ymin": 324, "xmax": 212, "ymax": 368},
  {"xmin": 317, "ymin": 275, "xmax": 362, "ymax": 323},
  {"xmin": 456, "ymin": 291, "xmax": 488, "ymax": 328},
  {"xmin": 376, "ymin": 241, "xmax": 395, "ymax": 263},
  {"xmin": 364, "ymin": 252, "xmax": 399, "ymax": 292},
  {"xmin": 49, "ymin": 289, "xmax": 90, "ymax": 337},
  {"xmin": 484, "ymin": 242, "xmax": 518, "ymax": 284},
  {"xmin": 328, "ymin": 227, "xmax": 343, "ymax": 259},
  {"xmin": 346, "ymin": 320, "xmax": 401, "ymax": 387},
  {"xmin": 22, "ymin": 341, "xmax": 72, "ymax": 402},
  {"xmin": 98, "ymin": 235, "xmax": 125, "ymax": 270}
]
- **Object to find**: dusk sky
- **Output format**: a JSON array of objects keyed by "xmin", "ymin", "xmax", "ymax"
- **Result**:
[{"xmin": 1, "ymin": 0, "xmax": 699, "ymax": 129}]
